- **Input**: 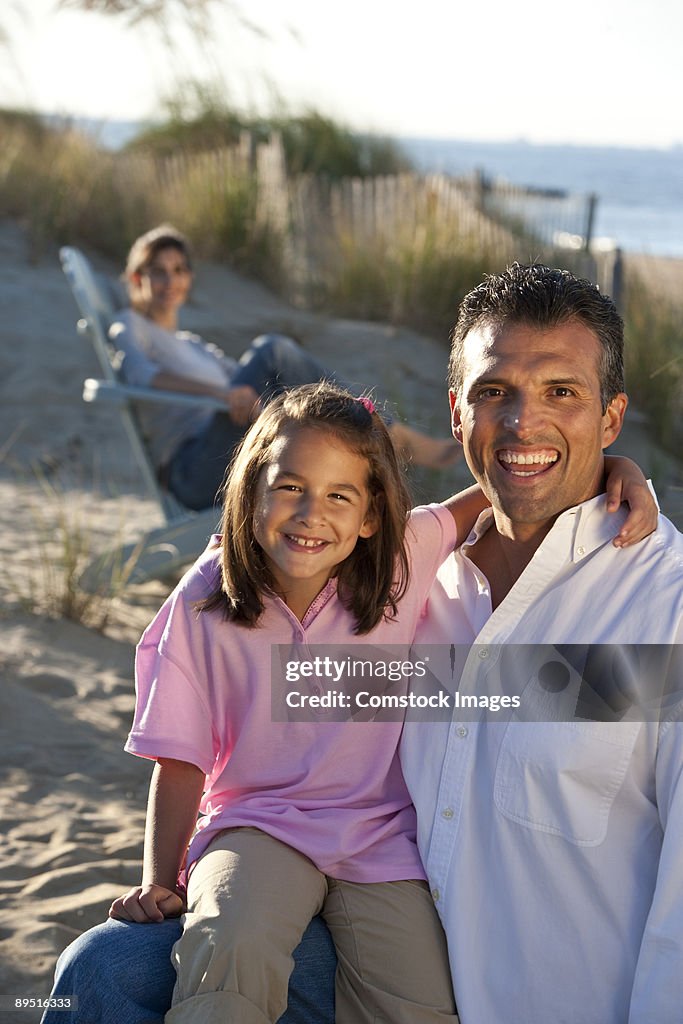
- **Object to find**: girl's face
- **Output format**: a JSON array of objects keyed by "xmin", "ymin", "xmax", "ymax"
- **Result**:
[
  {"xmin": 130, "ymin": 245, "xmax": 192, "ymax": 325},
  {"xmin": 252, "ymin": 425, "xmax": 377, "ymax": 618}
]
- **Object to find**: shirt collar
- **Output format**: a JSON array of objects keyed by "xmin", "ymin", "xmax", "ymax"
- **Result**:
[
  {"xmin": 461, "ymin": 491, "xmax": 637, "ymax": 565},
  {"xmin": 269, "ymin": 576, "xmax": 339, "ymax": 631},
  {"xmin": 569, "ymin": 492, "xmax": 628, "ymax": 561}
]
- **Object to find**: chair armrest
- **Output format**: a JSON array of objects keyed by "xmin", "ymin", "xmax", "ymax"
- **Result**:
[{"xmin": 83, "ymin": 378, "xmax": 225, "ymax": 410}]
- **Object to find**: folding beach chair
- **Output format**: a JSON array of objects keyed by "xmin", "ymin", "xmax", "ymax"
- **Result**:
[{"xmin": 60, "ymin": 246, "xmax": 221, "ymax": 590}]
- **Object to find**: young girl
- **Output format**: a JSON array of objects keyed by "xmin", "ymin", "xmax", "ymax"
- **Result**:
[{"xmin": 109, "ymin": 383, "xmax": 655, "ymax": 1024}]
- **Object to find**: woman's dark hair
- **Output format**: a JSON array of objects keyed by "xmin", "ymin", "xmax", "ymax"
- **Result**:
[
  {"xmin": 125, "ymin": 224, "xmax": 193, "ymax": 278},
  {"xmin": 198, "ymin": 382, "xmax": 412, "ymax": 634}
]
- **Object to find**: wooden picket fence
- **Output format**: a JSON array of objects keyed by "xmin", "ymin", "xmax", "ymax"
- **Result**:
[{"xmin": 112, "ymin": 134, "xmax": 622, "ymax": 312}]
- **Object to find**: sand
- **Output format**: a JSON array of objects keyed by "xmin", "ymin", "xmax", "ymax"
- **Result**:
[{"xmin": 0, "ymin": 217, "xmax": 681, "ymax": 1018}]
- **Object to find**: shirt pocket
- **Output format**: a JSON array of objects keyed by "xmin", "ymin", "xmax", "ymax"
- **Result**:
[{"xmin": 493, "ymin": 720, "xmax": 641, "ymax": 846}]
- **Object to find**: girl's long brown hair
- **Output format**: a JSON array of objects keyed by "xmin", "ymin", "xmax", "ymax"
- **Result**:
[{"xmin": 198, "ymin": 382, "xmax": 412, "ymax": 634}]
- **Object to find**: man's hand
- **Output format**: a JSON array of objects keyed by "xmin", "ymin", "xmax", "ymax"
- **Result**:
[
  {"xmin": 109, "ymin": 883, "xmax": 185, "ymax": 924},
  {"xmin": 225, "ymin": 385, "xmax": 260, "ymax": 426}
]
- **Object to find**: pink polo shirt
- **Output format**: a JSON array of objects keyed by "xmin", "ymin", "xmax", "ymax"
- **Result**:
[{"xmin": 126, "ymin": 503, "xmax": 456, "ymax": 883}]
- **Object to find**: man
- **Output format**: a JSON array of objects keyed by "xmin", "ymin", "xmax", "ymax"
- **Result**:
[{"xmin": 401, "ymin": 262, "xmax": 683, "ymax": 1022}]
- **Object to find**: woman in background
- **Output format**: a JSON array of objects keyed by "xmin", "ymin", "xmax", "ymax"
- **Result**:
[{"xmin": 111, "ymin": 224, "xmax": 459, "ymax": 511}]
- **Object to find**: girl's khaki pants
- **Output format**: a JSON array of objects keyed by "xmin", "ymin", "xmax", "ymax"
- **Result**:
[{"xmin": 165, "ymin": 827, "xmax": 457, "ymax": 1024}]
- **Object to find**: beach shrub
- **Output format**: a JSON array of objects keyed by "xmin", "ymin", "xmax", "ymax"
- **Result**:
[
  {"xmin": 275, "ymin": 111, "xmax": 408, "ymax": 179},
  {"xmin": 125, "ymin": 82, "xmax": 246, "ymax": 159},
  {"xmin": 127, "ymin": 88, "xmax": 407, "ymax": 180}
]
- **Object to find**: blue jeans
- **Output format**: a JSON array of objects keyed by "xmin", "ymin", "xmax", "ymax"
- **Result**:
[
  {"xmin": 167, "ymin": 334, "xmax": 335, "ymax": 511},
  {"xmin": 42, "ymin": 915, "xmax": 336, "ymax": 1024}
]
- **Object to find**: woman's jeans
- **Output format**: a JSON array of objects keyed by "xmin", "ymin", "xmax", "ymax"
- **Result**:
[
  {"xmin": 167, "ymin": 334, "xmax": 335, "ymax": 511},
  {"xmin": 42, "ymin": 915, "xmax": 336, "ymax": 1024}
]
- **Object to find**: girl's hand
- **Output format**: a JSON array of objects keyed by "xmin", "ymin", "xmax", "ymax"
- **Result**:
[
  {"xmin": 604, "ymin": 455, "xmax": 658, "ymax": 547},
  {"xmin": 109, "ymin": 883, "xmax": 185, "ymax": 924}
]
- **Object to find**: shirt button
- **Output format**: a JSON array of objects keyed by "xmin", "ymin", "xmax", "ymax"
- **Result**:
[
  {"xmin": 577, "ymin": 545, "xmax": 586, "ymax": 557},
  {"xmin": 431, "ymin": 888, "xmax": 440, "ymax": 902},
  {"xmin": 457, "ymin": 726, "xmax": 468, "ymax": 738},
  {"xmin": 441, "ymin": 807, "xmax": 454, "ymax": 819},
  {"xmin": 478, "ymin": 647, "xmax": 489, "ymax": 659}
]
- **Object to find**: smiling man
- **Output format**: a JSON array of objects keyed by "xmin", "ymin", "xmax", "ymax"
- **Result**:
[{"xmin": 401, "ymin": 262, "xmax": 683, "ymax": 1023}]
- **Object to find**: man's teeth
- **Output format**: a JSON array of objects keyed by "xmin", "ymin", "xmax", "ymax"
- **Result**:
[
  {"xmin": 287, "ymin": 535, "xmax": 324, "ymax": 547},
  {"xmin": 499, "ymin": 451, "xmax": 558, "ymax": 465}
]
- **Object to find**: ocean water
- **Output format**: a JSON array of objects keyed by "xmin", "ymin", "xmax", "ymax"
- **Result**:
[{"xmin": 401, "ymin": 138, "xmax": 683, "ymax": 259}]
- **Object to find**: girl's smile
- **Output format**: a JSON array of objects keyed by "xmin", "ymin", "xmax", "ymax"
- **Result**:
[
  {"xmin": 253, "ymin": 425, "xmax": 377, "ymax": 618},
  {"xmin": 282, "ymin": 533, "xmax": 329, "ymax": 551}
]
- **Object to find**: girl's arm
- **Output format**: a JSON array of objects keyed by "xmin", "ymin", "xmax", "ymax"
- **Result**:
[
  {"xmin": 441, "ymin": 458, "xmax": 657, "ymax": 548},
  {"xmin": 109, "ymin": 757, "xmax": 205, "ymax": 923},
  {"xmin": 603, "ymin": 454, "xmax": 658, "ymax": 547},
  {"xmin": 441, "ymin": 484, "xmax": 490, "ymax": 543}
]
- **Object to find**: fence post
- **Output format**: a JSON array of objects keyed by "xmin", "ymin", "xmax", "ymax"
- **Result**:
[
  {"xmin": 584, "ymin": 193, "xmax": 597, "ymax": 251},
  {"xmin": 606, "ymin": 246, "xmax": 623, "ymax": 309},
  {"xmin": 473, "ymin": 168, "xmax": 489, "ymax": 212}
]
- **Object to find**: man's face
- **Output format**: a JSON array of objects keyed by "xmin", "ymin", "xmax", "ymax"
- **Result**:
[{"xmin": 450, "ymin": 319, "xmax": 627, "ymax": 538}]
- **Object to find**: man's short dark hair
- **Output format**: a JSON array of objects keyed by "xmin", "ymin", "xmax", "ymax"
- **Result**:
[{"xmin": 448, "ymin": 263, "xmax": 625, "ymax": 411}]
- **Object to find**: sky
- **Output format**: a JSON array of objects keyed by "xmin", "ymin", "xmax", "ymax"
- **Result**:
[{"xmin": 3, "ymin": 0, "xmax": 682, "ymax": 148}]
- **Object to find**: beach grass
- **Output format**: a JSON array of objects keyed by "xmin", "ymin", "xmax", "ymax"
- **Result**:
[
  {"xmin": 623, "ymin": 273, "xmax": 683, "ymax": 453},
  {"xmin": 2, "ymin": 462, "xmax": 144, "ymax": 631}
]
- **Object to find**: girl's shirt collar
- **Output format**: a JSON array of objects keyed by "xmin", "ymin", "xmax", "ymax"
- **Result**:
[{"xmin": 271, "ymin": 576, "xmax": 339, "ymax": 631}]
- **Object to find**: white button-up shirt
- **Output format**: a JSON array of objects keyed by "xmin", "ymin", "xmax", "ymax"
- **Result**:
[{"xmin": 401, "ymin": 494, "xmax": 683, "ymax": 1024}]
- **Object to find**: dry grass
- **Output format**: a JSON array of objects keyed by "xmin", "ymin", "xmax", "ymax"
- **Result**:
[
  {"xmin": 2, "ymin": 464, "xmax": 144, "ymax": 631},
  {"xmin": 623, "ymin": 272, "xmax": 683, "ymax": 452}
]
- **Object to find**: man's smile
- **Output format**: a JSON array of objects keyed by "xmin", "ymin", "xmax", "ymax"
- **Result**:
[{"xmin": 496, "ymin": 448, "xmax": 560, "ymax": 477}]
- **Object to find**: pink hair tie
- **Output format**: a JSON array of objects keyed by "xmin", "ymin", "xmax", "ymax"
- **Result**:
[{"xmin": 357, "ymin": 396, "xmax": 376, "ymax": 415}]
